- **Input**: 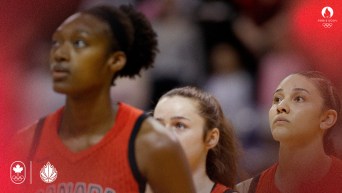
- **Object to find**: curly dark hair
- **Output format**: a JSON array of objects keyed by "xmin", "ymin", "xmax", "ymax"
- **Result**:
[{"xmin": 82, "ymin": 5, "xmax": 158, "ymax": 81}]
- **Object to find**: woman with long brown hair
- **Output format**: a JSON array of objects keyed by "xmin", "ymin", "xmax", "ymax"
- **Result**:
[{"xmin": 151, "ymin": 86, "xmax": 239, "ymax": 193}]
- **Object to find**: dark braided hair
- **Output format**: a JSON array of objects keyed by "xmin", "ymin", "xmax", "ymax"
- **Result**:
[{"xmin": 82, "ymin": 5, "xmax": 158, "ymax": 81}]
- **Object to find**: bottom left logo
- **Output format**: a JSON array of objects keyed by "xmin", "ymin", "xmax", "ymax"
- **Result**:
[
  {"xmin": 10, "ymin": 161, "xmax": 26, "ymax": 184},
  {"xmin": 10, "ymin": 161, "xmax": 58, "ymax": 184}
]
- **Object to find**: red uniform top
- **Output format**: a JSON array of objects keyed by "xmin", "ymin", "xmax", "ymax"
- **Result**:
[
  {"xmin": 211, "ymin": 183, "xmax": 235, "ymax": 193},
  {"xmin": 9, "ymin": 102, "xmax": 147, "ymax": 193},
  {"xmin": 253, "ymin": 156, "xmax": 342, "ymax": 193}
]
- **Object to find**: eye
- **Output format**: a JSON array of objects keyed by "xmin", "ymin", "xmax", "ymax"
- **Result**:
[
  {"xmin": 73, "ymin": 39, "xmax": 87, "ymax": 48},
  {"xmin": 294, "ymin": 96, "xmax": 304, "ymax": 102},
  {"xmin": 273, "ymin": 96, "xmax": 282, "ymax": 104},
  {"xmin": 174, "ymin": 122, "xmax": 186, "ymax": 131},
  {"xmin": 51, "ymin": 39, "xmax": 60, "ymax": 48}
]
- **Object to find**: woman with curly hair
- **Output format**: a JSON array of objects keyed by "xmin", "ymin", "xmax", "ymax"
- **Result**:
[{"xmin": 10, "ymin": 5, "xmax": 195, "ymax": 193}]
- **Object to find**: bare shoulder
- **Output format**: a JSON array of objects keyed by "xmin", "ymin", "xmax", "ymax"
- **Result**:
[{"xmin": 235, "ymin": 178, "xmax": 253, "ymax": 193}]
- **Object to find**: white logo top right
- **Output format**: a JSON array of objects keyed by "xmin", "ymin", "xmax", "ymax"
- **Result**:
[{"xmin": 318, "ymin": 6, "xmax": 338, "ymax": 28}]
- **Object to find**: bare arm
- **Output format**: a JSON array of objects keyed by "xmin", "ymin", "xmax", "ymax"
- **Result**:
[{"xmin": 135, "ymin": 117, "xmax": 196, "ymax": 193}]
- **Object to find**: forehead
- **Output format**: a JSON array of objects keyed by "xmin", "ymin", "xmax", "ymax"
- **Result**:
[
  {"xmin": 155, "ymin": 96, "xmax": 200, "ymax": 117},
  {"xmin": 277, "ymin": 74, "xmax": 319, "ymax": 94},
  {"xmin": 55, "ymin": 13, "xmax": 110, "ymax": 36}
]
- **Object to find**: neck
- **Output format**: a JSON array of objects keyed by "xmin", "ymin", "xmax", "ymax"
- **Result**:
[
  {"xmin": 60, "ymin": 91, "xmax": 115, "ymax": 138},
  {"xmin": 275, "ymin": 137, "xmax": 332, "ymax": 192},
  {"xmin": 192, "ymin": 166, "xmax": 214, "ymax": 193},
  {"xmin": 191, "ymin": 155, "xmax": 215, "ymax": 193}
]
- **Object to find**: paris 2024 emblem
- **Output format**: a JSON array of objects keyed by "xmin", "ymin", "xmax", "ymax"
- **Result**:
[{"xmin": 318, "ymin": 6, "xmax": 338, "ymax": 28}]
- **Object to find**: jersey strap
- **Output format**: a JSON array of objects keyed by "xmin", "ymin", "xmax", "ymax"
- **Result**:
[
  {"xmin": 128, "ymin": 113, "xmax": 149, "ymax": 193},
  {"xmin": 28, "ymin": 117, "xmax": 46, "ymax": 160},
  {"xmin": 248, "ymin": 174, "xmax": 261, "ymax": 193}
]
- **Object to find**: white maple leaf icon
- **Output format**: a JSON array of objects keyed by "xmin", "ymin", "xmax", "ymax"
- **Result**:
[
  {"xmin": 13, "ymin": 164, "xmax": 23, "ymax": 174},
  {"xmin": 10, "ymin": 161, "xmax": 26, "ymax": 184},
  {"xmin": 40, "ymin": 162, "xmax": 58, "ymax": 183}
]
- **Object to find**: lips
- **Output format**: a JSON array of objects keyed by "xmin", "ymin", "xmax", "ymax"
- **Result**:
[
  {"xmin": 51, "ymin": 63, "xmax": 69, "ymax": 72},
  {"xmin": 51, "ymin": 63, "xmax": 69, "ymax": 80},
  {"xmin": 273, "ymin": 117, "xmax": 290, "ymax": 125}
]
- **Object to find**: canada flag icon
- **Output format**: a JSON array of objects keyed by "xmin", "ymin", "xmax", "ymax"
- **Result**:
[{"xmin": 10, "ymin": 161, "xmax": 26, "ymax": 184}]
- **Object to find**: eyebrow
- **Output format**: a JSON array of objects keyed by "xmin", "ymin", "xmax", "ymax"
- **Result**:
[
  {"xmin": 171, "ymin": 116, "xmax": 191, "ymax": 121},
  {"xmin": 53, "ymin": 29, "xmax": 91, "ymax": 37},
  {"xmin": 76, "ymin": 29, "xmax": 91, "ymax": 35},
  {"xmin": 70, "ymin": 29, "xmax": 92, "ymax": 37},
  {"xmin": 155, "ymin": 116, "xmax": 190, "ymax": 122},
  {"xmin": 274, "ymin": 88, "xmax": 311, "ymax": 94}
]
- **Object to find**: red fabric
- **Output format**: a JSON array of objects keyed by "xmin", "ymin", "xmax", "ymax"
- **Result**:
[
  {"xmin": 8, "ymin": 102, "xmax": 145, "ymax": 193},
  {"xmin": 211, "ymin": 183, "xmax": 232, "ymax": 193},
  {"xmin": 255, "ymin": 157, "xmax": 342, "ymax": 193},
  {"xmin": 254, "ymin": 163, "xmax": 280, "ymax": 193}
]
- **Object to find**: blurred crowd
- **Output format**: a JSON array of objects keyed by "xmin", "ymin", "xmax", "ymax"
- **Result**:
[{"xmin": 1, "ymin": 0, "xmax": 341, "ymax": 180}]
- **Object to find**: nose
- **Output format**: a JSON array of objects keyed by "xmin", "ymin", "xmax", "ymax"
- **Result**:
[
  {"xmin": 50, "ymin": 42, "xmax": 70, "ymax": 63},
  {"xmin": 276, "ymin": 100, "xmax": 289, "ymax": 114}
]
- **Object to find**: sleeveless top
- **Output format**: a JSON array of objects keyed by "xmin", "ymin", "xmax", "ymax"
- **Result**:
[
  {"xmin": 249, "ymin": 156, "xmax": 342, "ymax": 193},
  {"xmin": 12, "ymin": 102, "xmax": 148, "ymax": 193}
]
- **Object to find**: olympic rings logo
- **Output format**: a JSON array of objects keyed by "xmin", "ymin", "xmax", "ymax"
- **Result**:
[
  {"xmin": 322, "ymin": 23, "xmax": 333, "ymax": 28},
  {"xmin": 11, "ymin": 175, "xmax": 25, "ymax": 182}
]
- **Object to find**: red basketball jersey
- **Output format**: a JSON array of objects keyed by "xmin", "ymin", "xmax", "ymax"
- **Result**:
[
  {"xmin": 254, "ymin": 157, "xmax": 342, "ymax": 193},
  {"xmin": 10, "ymin": 102, "xmax": 147, "ymax": 193}
]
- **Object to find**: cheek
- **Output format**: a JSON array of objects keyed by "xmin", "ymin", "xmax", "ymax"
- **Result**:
[
  {"xmin": 293, "ymin": 107, "xmax": 319, "ymax": 119},
  {"xmin": 76, "ymin": 50, "xmax": 108, "ymax": 67},
  {"xmin": 75, "ymin": 54, "xmax": 110, "ymax": 78},
  {"xmin": 268, "ymin": 106, "xmax": 277, "ymax": 123},
  {"xmin": 177, "ymin": 131, "xmax": 204, "ymax": 151},
  {"xmin": 291, "ymin": 109, "xmax": 321, "ymax": 130},
  {"xmin": 177, "ymin": 133, "xmax": 194, "ymax": 150}
]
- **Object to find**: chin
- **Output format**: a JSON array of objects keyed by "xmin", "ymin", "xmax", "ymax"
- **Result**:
[
  {"xmin": 52, "ymin": 84, "xmax": 69, "ymax": 95},
  {"xmin": 271, "ymin": 127, "xmax": 289, "ymax": 142}
]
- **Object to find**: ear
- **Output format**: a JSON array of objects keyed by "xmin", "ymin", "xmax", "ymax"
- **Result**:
[
  {"xmin": 205, "ymin": 128, "xmax": 220, "ymax": 149},
  {"xmin": 320, "ymin": 109, "xmax": 337, "ymax": 130},
  {"xmin": 107, "ymin": 51, "xmax": 126, "ymax": 73}
]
